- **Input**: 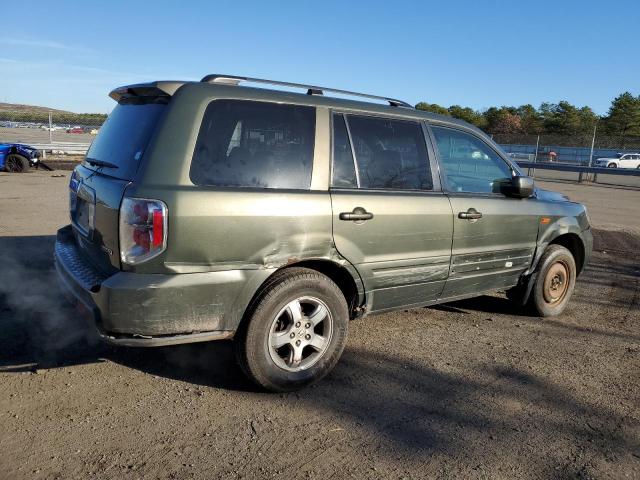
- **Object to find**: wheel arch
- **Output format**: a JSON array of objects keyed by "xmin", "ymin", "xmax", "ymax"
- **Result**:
[
  {"xmin": 529, "ymin": 229, "xmax": 586, "ymax": 277},
  {"xmin": 276, "ymin": 259, "xmax": 364, "ymax": 319},
  {"xmin": 548, "ymin": 233, "xmax": 585, "ymax": 274},
  {"xmin": 239, "ymin": 258, "xmax": 365, "ymax": 328}
]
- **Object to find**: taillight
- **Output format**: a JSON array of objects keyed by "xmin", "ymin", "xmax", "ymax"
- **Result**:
[{"xmin": 119, "ymin": 198, "xmax": 168, "ymax": 265}]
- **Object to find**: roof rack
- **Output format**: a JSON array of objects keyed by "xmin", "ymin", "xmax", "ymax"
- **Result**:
[{"xmin": 200, "ymin": 74, "xmax": 413, "ymax": 108}]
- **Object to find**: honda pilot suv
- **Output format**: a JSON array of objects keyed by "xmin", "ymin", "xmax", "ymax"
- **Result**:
[{"xmin": 55, "ymin": 75, "xmax": 593, "ymax": 391}]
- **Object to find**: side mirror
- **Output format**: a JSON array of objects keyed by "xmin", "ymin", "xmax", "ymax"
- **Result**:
[{"xmin": 508, "ymin": 175, "xmax": 535, "ymax": 198}]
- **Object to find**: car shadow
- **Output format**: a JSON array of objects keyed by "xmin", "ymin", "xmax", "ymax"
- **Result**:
[{"xmin": 432, "ymin": 294, "xmax": 532, "ymax": 317}]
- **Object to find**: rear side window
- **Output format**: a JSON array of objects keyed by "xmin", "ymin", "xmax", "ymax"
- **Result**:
[
  {"xmin": 190, "ymin": 100, "xmax": 315, "ymax": 189},
  {"xmin": 346, "ymin": 115, "xmax": 432, "ymax": 190},
  {"xmin": 84, "ymin": 100, "xmax": 167, "ymax": 180}
]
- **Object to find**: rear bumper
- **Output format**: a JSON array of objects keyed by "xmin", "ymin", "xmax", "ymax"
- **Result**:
[{"xmin": 54, "ymin": 225, "xmax": 271, "ymax": 346}]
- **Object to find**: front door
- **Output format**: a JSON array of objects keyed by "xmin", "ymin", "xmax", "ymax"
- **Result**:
[
  {"xmin": 329, "ymin": 113, "xmax": 453, "ymax": 312},
  {"xmin": 428, "ymin": 125, "xmax": 539, "ymax": 299}
]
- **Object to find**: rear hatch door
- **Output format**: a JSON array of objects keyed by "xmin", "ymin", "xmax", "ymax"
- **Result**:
[{"xmin": 70, "ymin": 99, "xmax": 167, "ymax": 275}]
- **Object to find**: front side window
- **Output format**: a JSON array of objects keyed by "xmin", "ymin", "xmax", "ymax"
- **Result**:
[
  {"xmin": 431, "ymin": 126, "xmax": 512, "ymax": 194},
  {"xmin": 190, "ymin": 100, "xmax": 315, "ymax": 189},
  {"xmin": 345, "ymin": 115, "xmax": 432, "ymax": 190}
]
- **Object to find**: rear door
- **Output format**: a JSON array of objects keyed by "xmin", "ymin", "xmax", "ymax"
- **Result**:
[
  {"xmin": 70, "ymin": 98, "xmax": 168, "ymax": 274},
  {"xmin": 330, "ymin": 113, "xmax": 453, "ymax": 312},
  {"xmin": 428, "ymin": 125, "xmax": 539, "ymax": 299},
  {"xmin": 620, "ymin": 154, "xmax": 640, "ymax": 168}
]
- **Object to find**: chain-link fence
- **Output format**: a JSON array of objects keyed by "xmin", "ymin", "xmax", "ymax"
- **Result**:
[{"xmin": 494, "ymin": 133, "xmax": 640, "ymax": 165}]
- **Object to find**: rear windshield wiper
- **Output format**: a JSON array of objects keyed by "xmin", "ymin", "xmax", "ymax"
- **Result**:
[{"xmin": 86, "ymin": 158, "xmax": 119, "ymax": 169}]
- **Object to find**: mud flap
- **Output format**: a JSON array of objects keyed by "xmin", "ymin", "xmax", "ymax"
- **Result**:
[{"xmin": 513, "ymin": 272, "xmax": 538, "ymax": 306}]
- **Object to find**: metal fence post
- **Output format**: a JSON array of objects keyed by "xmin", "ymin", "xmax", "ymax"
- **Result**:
[{"xmin": 530, "ymin": 135, "xmax": 539, "ymax": 177}]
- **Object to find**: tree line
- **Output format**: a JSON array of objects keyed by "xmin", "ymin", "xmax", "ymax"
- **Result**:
[
  {"xmin": 0, "ymin": 111, "xmax": 107, "ymax": 126},
  {"xmin": 416, "ymin": 92, "xmax": 640, "ymax": 144}
]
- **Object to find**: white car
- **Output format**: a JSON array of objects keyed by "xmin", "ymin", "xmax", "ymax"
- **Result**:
[{"xmin": 594, "ymin": 153, "xmax": 640, "ymax": 169}]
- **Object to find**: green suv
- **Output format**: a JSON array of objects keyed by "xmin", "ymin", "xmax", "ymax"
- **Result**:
[{"xmin": 55, "ymin": 75, "xmax": 592, "ymax": 391}]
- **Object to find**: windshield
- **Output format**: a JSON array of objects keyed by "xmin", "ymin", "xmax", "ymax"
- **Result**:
[{"xmin": 84, "ymin": 100, "xmax": 167, "ymax": 180}]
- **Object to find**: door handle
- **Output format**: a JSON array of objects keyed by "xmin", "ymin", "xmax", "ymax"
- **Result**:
[
  {"xmin": 458, "ymin": 208, "xmax": 482, "ymax": 220},
  {"xmin": 339, "ymin": 207, "xmax": 374, "ymax": 222}
]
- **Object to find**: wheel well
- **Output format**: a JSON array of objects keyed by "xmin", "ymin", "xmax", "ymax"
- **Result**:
[
  {"xmin": 278, "ymin": 260, "xmax": 360, "ymax": 318},
  {"xmin": 549, "ymin": 233, "xmax": 585, "ymax": 273}
]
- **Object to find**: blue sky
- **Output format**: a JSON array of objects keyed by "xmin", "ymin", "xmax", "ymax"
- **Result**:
[{"xmin": 1, "ymin": 0, "xmax": 638, "ymax": 114}]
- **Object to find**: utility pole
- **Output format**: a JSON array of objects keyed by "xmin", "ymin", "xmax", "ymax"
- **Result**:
[
  {"xmin": 580, "ymin": 124, "xmax": 597, "ymax": 183},
  {"xmin": 48, "ymin": 111, "xmax": 53, "ymax": 144},
  {"xmin": 588, "ymin": 123, "xmax": 596, "ymax": 167},
  {"xmin": 588, "ymin": 123, "xmax": 597, "ymax": 183}
]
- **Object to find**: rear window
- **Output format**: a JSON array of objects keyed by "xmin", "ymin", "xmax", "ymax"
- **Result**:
[
  {"xmin": 190, "ymin": 100, "xmax": 315, "ymax": 189},
  {"xmin": 84, "ymin": 100, "xmax": 167, "ymax": 180}
]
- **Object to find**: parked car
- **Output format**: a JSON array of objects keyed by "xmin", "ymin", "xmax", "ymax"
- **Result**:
[
  {"xmin": 0, "ymin": 143, "xmax": 42, "ymax": 172},
  {"xmin": 66, "ymin": 127, "xmax": 84, "ymax": 134},
  {"xmin": 593, "ymin": 153, "xmax": 640, "ymax": 169},
  {"xmin": 54, "ymin": 75, "xmax": 593, "ymax": 392}
]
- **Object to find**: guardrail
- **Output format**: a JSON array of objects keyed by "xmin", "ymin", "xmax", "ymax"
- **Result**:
[
  {"xmin": 515, "ymin": 161, "xmax": 640, "ymax": 177},
  {"xmin": 32, "ymin": 142, "xmax": 90, "ymax": 156}
]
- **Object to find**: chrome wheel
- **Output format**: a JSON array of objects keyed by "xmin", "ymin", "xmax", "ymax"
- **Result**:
[
  {"xmin": 543, "ymin": 260, "xmax": 570, "ymax": 304},
  {"xmin": 268, "ymin": 296, "xmax": 333, "ymax": 372}
]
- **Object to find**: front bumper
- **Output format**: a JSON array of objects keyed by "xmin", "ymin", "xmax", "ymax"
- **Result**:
[
  {"xmin": 580, "ymin": 227, "xmax": 593, "ymax": 274},
  {"xmin": 54, "ymin": 225, "xmax": 271, "ymax": 346}
]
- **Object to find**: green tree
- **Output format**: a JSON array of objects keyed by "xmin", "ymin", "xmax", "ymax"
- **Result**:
[
  {"xmin": 603, "ymin": 92, "xmax": 640, "ymax": 142},
  {"xmin": 516, "ymin": 104, "xmax": 543, "ymax": 135},
  {"xmin": 540, "ymin": 101, "xmax": 598, "ymax": 136},
  {"xmin": 415, "ymin": 102, "xmax": 450, "ymax": 116},
  {"xmin": 483, "ymin": 107, "xmax": 522, "ymax": 134},
  {"xmin": 447, "ymin": 105, "xmax": 486, "ymax": 128}
]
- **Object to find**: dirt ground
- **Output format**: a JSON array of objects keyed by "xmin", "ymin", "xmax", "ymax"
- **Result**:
[{"xmin": 0, "ymin": 172, "xmax": 638, "ymax": 480}]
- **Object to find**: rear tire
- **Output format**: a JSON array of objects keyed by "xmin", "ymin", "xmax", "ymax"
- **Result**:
[
  {"xmin": 234, "ymin": 267, "xmax": 349, "ymax": 392},
  {"xmin": 4, "ymin": 154, "xmax": 30, "ymax": 173},
  {"xmin": 529, "ymin": 245, "xmax": 576, "ymax": 317}
]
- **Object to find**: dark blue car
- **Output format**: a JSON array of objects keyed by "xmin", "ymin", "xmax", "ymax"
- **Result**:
[{"xmin": 0, "ymin": 143, "xmax": 42, "ymax": 172}]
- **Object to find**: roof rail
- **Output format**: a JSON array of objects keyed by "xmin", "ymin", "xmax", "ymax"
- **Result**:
[{"xmin": 200, "ymin": 74, "xmax": 413, "ymax": 108}]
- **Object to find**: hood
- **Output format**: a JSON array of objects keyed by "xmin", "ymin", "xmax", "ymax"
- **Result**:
[
  {"xmin": 0, "ymin": 143, "xmax": 40, "ymax": 158},
  {"xmin": 535, "ymin": 187, "xmax": 570, "ymax": 202}
]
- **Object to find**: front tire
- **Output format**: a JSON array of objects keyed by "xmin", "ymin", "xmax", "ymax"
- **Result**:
[
  {"xmin": 4, "ymin": 154, "xmax": 30, "ymax": 173},
  {"xmin": 234, "ymin": 268, "xmax": 349, "ymax": 392},
  {"xmin": 607, "ymin": 163, "xmax": 617, "ymax": 168},
  {"xmin": 529, "ymin": 245, "xmax": 577, "ymax": 317}
]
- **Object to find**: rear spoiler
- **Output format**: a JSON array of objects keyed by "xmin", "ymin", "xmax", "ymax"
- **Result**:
[{"xmin": 109, "ymin": 81, "xmax": 186, "ymax": 102}]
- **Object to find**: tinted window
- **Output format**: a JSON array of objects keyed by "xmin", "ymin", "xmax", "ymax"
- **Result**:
[
  {"xmin": 190, "ymin": 100, "xmax": 315, "ymax": 189},
  {"xmin": 347, "ymin": 115, "xmax": 432, "ymax": 190},
  {"xmin": 331, "ymin": 114, "xmax": 357, "ymax": 188},
  {"xmin": 431, "ymin": 126, "xmax": 512, "ymax": 193},
  {"xmin": 85, "ymin": 100, "xmax": 167, "ymax": 180}
]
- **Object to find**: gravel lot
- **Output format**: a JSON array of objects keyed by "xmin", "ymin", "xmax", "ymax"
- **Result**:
[{"xmin": 0, "ymin": 172, "xmax": 638, "ymax": 479}]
